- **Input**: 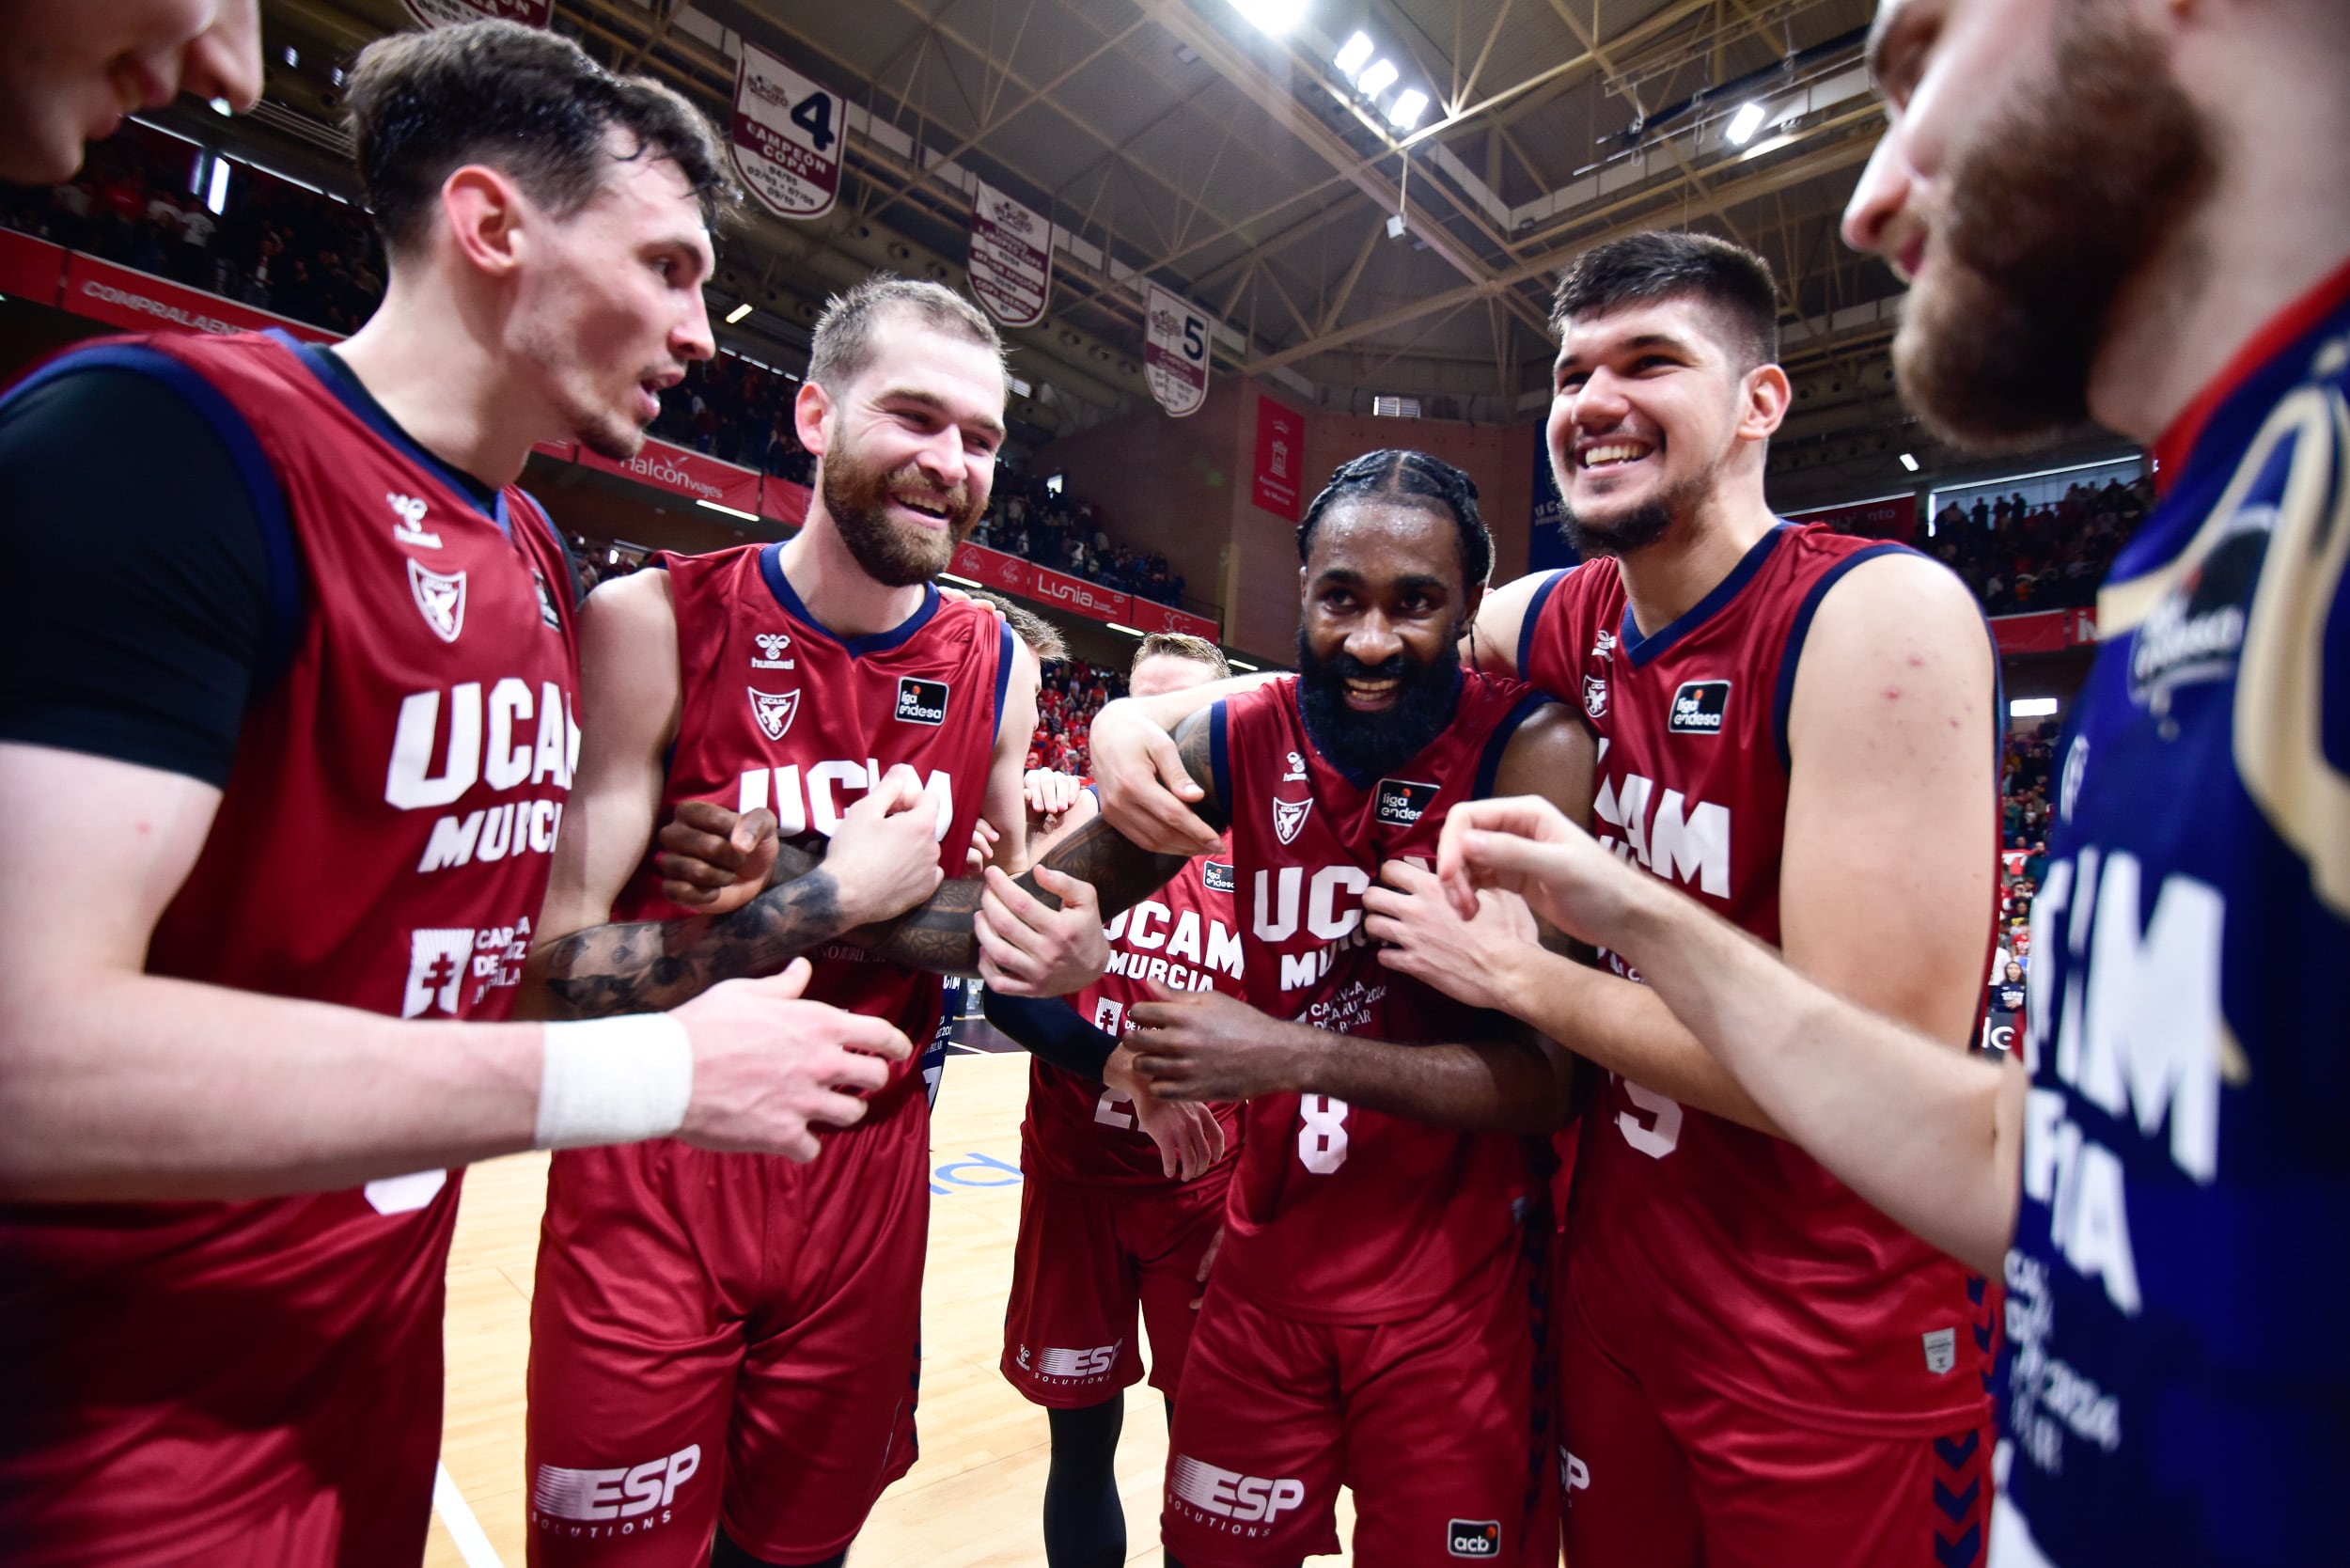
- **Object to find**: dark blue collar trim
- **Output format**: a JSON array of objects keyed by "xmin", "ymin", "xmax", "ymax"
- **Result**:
[
  {"xmin": 757, "ymin": 541, "xmax": 940, "ymax": 656},
  {"xmin": 1622, "ymin": 523, "xmax": 1791, "ymax": 668},
  {"xmin": 274, "ymin": 331, "xmax": 509, "ymax": 536}
]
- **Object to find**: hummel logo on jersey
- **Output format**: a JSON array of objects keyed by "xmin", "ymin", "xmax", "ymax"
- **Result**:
[
  {"xmin": 408, "ymin": 558, "xmax": 466, "ymax": 642},
  {"xmin": 1448, "ymin": 1520, "xmax": 1502, "ymax": 1558},
  {"xmin": 1273, "ymin": 796, "xmax": 1312, "ymax": 845},
  {"xmin": 749, "ymin": 687, "xmax": 800, "ymax": 742},
  {"xmin": 752, "ymin": 631, "xmax": 796, "ymax": 671},
  {"xmin": 389, "ymin": 491, "xmax": 441, "ymax": 548},
  {"xmin": 1592, "ymin": 628, "xmax": 1617, "ymax": 659},
  {"xmin": 896, "ymin": 677, "xmax": 950, "ymax": 726},
  {"xmin": 1922, "ymin": 1326, "xmax": 1958, "ymax": 1375},
  {"xmin": 1375, "ymin": 778, "xmax": 1438, "ymax": 826},
  {"xmin": 1282, "ymin": 750, "xmax": 1309, "ymax": 782},
  {"xmin": 532, "ymin": 570, "xmax": 561, "ymax": 630},
  {"xmin": 1583, "ymin": 674, "xmax": 1608, "ymax": 718},
  {"xmin": 1203, "ymin": 860, "xmax": 1236, "ymax": 894},
  {"xmin": 532, "ymin": 1443, "xmax": 700, "ymax": 1527},
  {"xmin": 1170, "ymin": 1455, "xmax": 1306, "ymax": 1524},
  {"xmin": 1668, "ymin": 680, "xmax": 1731, "ymax": 734}
]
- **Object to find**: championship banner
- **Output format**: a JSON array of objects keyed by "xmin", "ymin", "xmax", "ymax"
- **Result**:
[
  {"xmin": 968, "ymin": 180, "xmax": 1051, "ymax": 328},
  {"xmin": 576, "ymin": 437, "xmax": 762, "ymax": 515},
  {"xmin": 1250, "ymin": 395, "xmax": 1306, "ymax": 522},
  {"xmin": 1786, "ymin": 493, "xmax": 1918, "ymax": 541},
  {"xmin": 1143, "ymin": 281, "xmax": 1211, "ymax": 418},
  {"xmin": 60, "ymin": 252, "xmax": 337, "ymax": 342},
  {"xmin": 730, "ymin": 42, "xmax": 842, "ymax": 222},
  {"xmin": 400, "ymin": 0, "xmax": 552, "ymax": 28}
]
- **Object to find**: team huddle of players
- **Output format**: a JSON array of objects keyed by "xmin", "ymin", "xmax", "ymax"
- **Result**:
[{"xmin": 3, "ymin": 6, "xmax": 2345, "ymax": 1568}]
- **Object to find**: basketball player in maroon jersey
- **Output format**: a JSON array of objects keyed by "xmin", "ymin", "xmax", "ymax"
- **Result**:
[
  {"xmin": 1074, "ymin": 451, "xmax": 1578, "ymax": 1567},
  {"xmin": 981, "ymin": 631, "xmax": 1243, "ymax": 1568},
  {"xmin": 0, "ymin": 24, "xmax": 908, "ymax": 1566},
  {"xmin": 1305, "ymin": 234, "xmax": 2001, "ymax": 1568},
  {"xmin": 0, "ymin": 1, "xmax": 261, "ymax": 184},
  {"xmin": 518, "ymin": 277, "xmax": 1145, "ymax": 1568}
]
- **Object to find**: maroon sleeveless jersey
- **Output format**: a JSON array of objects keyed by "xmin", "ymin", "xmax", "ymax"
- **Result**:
[
  {"xmin": 612, "ymin": 543, "xmax": 1010, "ymax": 1089},
  {"xmin": 1211, "ymin": 672, "xmax": 1551, "ymax": 1323},
  {"xmin": 1522, "ymin": 522, "xmax": 1995, "ymax": 1434},
  {"xmin": 0, "ymin": 330, "xmax": 580, "ymax": 1558},
  {"xmin": 1026, "ymin": 835, "xmax": 1246, "ymax": 1186}
]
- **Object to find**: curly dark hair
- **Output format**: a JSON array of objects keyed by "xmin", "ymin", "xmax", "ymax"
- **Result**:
[
  {"xmin": 1296, "ymin": 448, "xmax": 1494, "ymax": 590},
  {"xmin": 1549, "ymin": 230, "xmax": 1780, "ymax": 370},
  {"xmin": 345, "ymin": 19, "xmax": 739, "ymax": 255}
]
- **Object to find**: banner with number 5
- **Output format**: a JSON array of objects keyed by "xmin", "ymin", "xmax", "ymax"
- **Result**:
[
  {"xmin": 1144, "ymin": 280, "xmax": 1213, "ymax": 418},
  {"xmin": 730, "ymin": 41, "xmax": 842, "ymax": 222}
]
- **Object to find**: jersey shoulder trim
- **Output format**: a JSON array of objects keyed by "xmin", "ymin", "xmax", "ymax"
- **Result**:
[
  {"xmin": 1208, "ymin": 697, "xmax": 1232, "ymax": 808},
  {"xmin": 1473, "ymin": 688, "xmax": 1559, "ymax": 800},
  {"xmin": 1770, "ymin": 541, "xmax": 1914, "ymax": 773},
  {"xmin": 10, "ymin": 342, "xmax": 305, "ymax": 690},
  {"xmin": 754, "ymin": 540, "xmax": 945, "ymax": 655},
  {"xmin": 1517, "ymin": 567, "xmax": 1573, "ymax": 676},
  {"xmin": 991, "ymin": 617, "xmax": 1016, "ymax": 740}
]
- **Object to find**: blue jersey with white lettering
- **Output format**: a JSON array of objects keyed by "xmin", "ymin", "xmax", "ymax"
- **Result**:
[{"xmin": 1997, "ymin": 259, "xmax": 2350, "ymax": 1568}]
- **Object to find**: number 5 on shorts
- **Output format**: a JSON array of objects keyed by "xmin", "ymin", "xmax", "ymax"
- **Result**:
[{"xmin": 1296, "ymin": 1094, "xmax": 1350, "ymax": 1173}]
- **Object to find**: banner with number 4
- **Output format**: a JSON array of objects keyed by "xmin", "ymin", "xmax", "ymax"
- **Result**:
[{"xmin": 730, "ymin": 41, "xmax": 842, "ymax": 222}]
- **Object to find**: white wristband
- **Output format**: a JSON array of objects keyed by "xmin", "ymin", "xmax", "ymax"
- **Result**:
[{"xmin": 536, "ymin": 1015, "xmax": 694, "ymax": 1150}]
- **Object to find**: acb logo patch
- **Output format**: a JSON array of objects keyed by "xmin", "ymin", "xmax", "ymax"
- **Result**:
[{"xmin": 1448, "ymin": 1519, "xmax": 1501, "ymax": 1557}]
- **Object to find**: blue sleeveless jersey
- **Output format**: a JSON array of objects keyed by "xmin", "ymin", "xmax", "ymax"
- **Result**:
[{"xmin": 1995, "ymin": 260, "xmax": 2350, "ymax": 1567}]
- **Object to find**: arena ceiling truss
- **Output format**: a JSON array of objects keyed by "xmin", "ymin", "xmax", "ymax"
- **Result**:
[{"xmin": 238, "ymin": 0, "xmax": 1947, "ymax": 494}]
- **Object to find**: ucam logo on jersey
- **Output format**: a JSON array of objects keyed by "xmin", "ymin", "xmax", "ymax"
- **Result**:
[
  {"xmin": 1668, "ymin": 679, "xmax": 1731, "ymax": 734},
  {"xmin": 1169, "ymin": 1454, "xmax": 1306, "ymax": 1536},
  {"xmin": 749, "ymin": 686, "xmax": 800, "ymax": 741},
  {"xmin": 1448, "ymin": 1519, "xmax": 1502, "ymax": 1558},
  {"xmin": 531, "ymin": 1444, "xmax": 700, "ymax": 1541},
  {"xmin": 895, "ymin": 676, "xmax": 950, "ymax": 725},
  {"xmin": 1273, "ymin": 796, "xmax": 1312, "ymax": 845},
  {"xmin": 1374, "ymin": 777, "xmax": 1438, "ymax": 827},
  {"xmin": 1583, "ymin": 674, "xmax": 1608, "ymax": 718},
  {"xmin": 407, "ymin": 557, "xmax": 466, "ymax": 642}
]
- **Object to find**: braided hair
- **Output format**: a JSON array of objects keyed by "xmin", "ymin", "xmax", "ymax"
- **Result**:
[{"xmin": 1295, "ymin": 449, "xmax": 1494, "ymax": 591}]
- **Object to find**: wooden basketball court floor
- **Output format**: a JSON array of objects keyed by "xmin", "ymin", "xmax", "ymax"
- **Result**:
[{"xmin": 423, "ymin": 1040, "xmax": 1356, "ymax": 1568}]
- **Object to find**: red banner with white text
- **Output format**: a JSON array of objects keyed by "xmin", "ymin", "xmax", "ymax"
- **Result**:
[
  {"xmin": 59, "ymin": 253, "xmax": 338, "ymax": 343},
  {"xmin": 1128, "ymin": 596, "xmax": 1221, "ymax": 641},
  {"xmin": 1251, "ymin": 396, "xmax": 1307, "ymax": 523},
  {"xmin": 948, "ymin": 541, "xmax": 1218, "ymax": 641},
  {"xmin": 1786, "ymin": 493, "xmax": 1919, "ymax": 542},
  {"xmin": 576, "ymin": 437, "xmax": 762, "ymax": 515},
  {"xmin": 1987, "ymin": 608, "xmax": 2101, "ymax": 655}
]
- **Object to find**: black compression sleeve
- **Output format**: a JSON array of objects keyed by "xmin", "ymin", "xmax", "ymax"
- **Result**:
[
  {"xmin": 0, "ymin": 364, "xmax": 274, "ymax": 786},
  {"xmin": 981, "ymin": 987, "xmax": 1120, "ymax": 1081}
]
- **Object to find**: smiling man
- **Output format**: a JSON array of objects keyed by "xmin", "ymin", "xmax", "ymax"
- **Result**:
[
  {"xmin": 1429, "ymin": 3, "xmax": 2350, "ymax": 1565},
  {"xmin": 518, "ymin": 276, "xmax": 1072, "ymax": 1568}
]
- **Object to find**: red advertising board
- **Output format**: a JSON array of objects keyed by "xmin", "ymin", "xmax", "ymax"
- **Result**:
[
  {"xmin": 1251, "ymin": 395, "xmax": 1307, "ymax": 522},
  {"xmin": 1027, "ymin": 562, "xmax": 1133, "ymax": 625},
  {"xmin": 949, "ymin": 541, "xmax": 1034, "ymax": 596},
  {"xmin": 59, "ymin": 253, "xmax": 338, "ymax": 343},
  {"xmin": 1787, "ymin": 493, "xmax": 1919, "ymax": 542},
  {"xmin": 576, "ymin": 436, "xmax": 761, "ymax": 514},
  {"xmin": 0, "ymin": 230, "xmax": 64, "ymax": 306},
  {"xmin": 1128, "ymin": 596, "xmax": 1221, "ymax": 641},
  {"xmin": 1989, "ymin": 610, "xmax": 2072, "ymax": 655},
  {"xmin": 760, "ymin": 477, "xmax": 812, "ymax": 527},
  {"xmin": 531, "ymin": 440, "xmax": 575, "ymax": 463}
]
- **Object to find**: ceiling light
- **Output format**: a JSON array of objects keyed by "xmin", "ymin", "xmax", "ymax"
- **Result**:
[
  {"xmin": 1333, "ymin": 32, "xmax": 1374, "ymax": 78},
  {"xmin": 1724, "ymin": 101, "xmax": 1766, "ymax": 146},
  {"xmin": 1228, "ymin": 0, "xmax": 1308, "ymax": 36},
  {"xmin": 208, "ymin": 97, "xmax": 232, "ymax": 116},
  {"xmin": 1228, "ymin": 658, "xmax": 1260, "ymax": 671},
  {"xmin": 1106, "ymin": 622, "xmax": 1145, "ymax": 637},
  {"xmin": 1899, "ymin": 451, "xmax": 1920, "ymax": 472},
  {"xmin": 697, "ymin": 500, "xmax": 761, "ymax": 522},
  {"xmin": 1356, "ymin": 57, "xmax": 1400, "ymax": 98},
  {"xmin": 1387, "ymin": 89, "xmax": 1429, "ymax": 130},
  {"xmin": 2010, "ymin": 698, "xmax": 2060, "ymax": 718},
  {"xmin": 725, "ymin": 302, "xmax": 754, "ymax": 324},
  {"xmin": 939, "ymin": 572, "xmax": 981, "ymax": 588}
]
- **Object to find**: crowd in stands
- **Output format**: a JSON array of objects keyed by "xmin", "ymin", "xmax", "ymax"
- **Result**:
[
  {"xmin": 1925, "ymin": 477, "xmax": 2152, "ymax": 614},
  {"xmin": 972, "ymin": 473, "xmax": 1187, "ymax": 608},
  {"xmin": 646, "ymin": 355, "xmax": 816, "ymax": 484},
  {"xmin": 1991, "ymin": 720, "xmax": 2057, "ymax": 995},
  {"xmin": 1026, "ymin": 657, "xmax": 1125, "ymax": 776}
]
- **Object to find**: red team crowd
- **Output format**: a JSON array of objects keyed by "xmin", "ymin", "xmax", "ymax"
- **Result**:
[{"xmin": 0, "ymin": 5, "xmax": 2344, "ymax": 1568}]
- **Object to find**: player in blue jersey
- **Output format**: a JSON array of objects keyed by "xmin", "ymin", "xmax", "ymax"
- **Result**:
[{"xmin": 1427, "ymin": 2, "xmax": 2350, "ymax": 1566}]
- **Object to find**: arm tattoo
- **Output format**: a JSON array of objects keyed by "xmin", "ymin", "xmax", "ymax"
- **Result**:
[
  {"xmin": 530, "ymin": 711, "xmax": 1227, "ymax": 1011},
  {"xmin": 530, "ymin": 864, "xmax": 852, "ymax": 1018}
]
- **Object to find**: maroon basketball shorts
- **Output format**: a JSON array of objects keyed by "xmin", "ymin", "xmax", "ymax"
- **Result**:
[
  {"xmin": 1000, "ymin": 1165, "xmax": 1230, "ymax": 1407},
  {"xmin": 1162, "ymin": 1245, "xmax": 1557, "ymax": 1568},
  {"xmin": 1557, "ymin": 1302, "xmax": 1993, "ymax": 1568},
  {"xmin": 524, "ymin": 1084, "xmax": 930, "ymax": 1566}
]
